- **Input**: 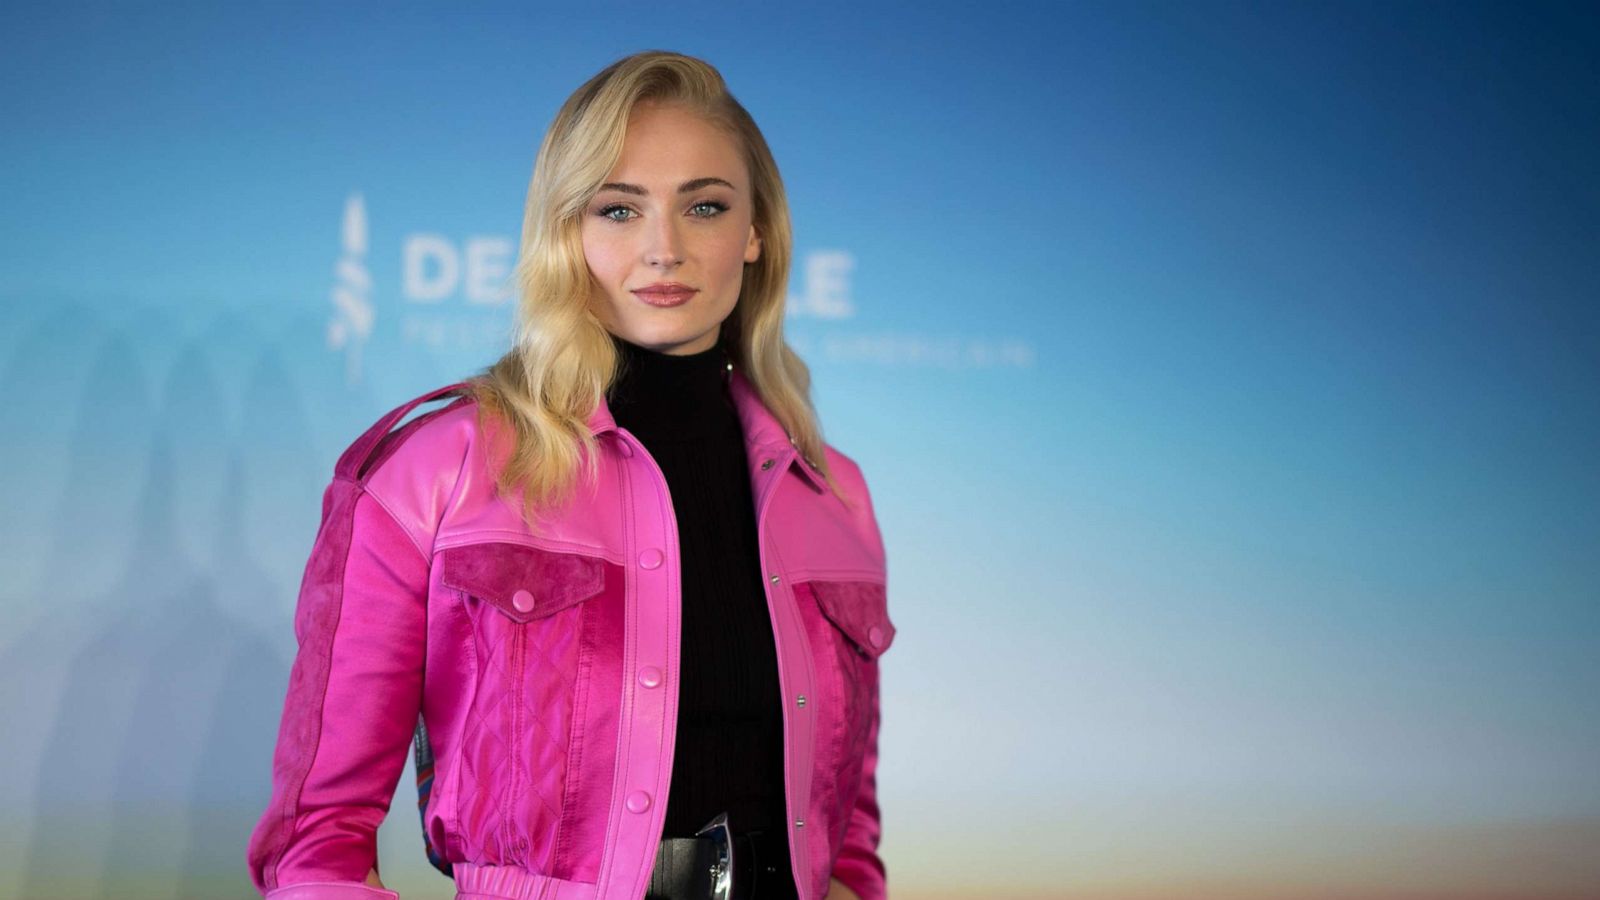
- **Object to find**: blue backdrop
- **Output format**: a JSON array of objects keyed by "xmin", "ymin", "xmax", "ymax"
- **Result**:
[{"xmin": 2, "ymin": 2, "xmax": 1597, "ymax": 898}]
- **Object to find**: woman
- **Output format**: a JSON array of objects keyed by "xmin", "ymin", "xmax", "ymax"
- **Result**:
[{"xmin": 245, "ymin": 51, "xmax": 894, "ymax": 900}]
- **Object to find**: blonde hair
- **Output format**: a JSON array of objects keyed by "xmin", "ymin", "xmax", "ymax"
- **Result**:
[{"xmin": 466, "ymin": 49, "xmax": 844, "ymax": 530}]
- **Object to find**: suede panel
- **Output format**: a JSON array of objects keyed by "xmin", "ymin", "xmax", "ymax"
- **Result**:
[
  {"xmin": 828, "ymin": 695, "xmax": 886, "ymax": 900},
  {"xmin": 246, "ymin": 484, "xmax": 430, "ymax": 894},
  {"xmin": 438, "ymin": 542, "xmax": 605, "ymax": 624}
]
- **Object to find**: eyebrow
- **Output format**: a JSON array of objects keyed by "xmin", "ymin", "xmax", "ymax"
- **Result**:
[{"xmin": 596, "ymin": 176, "xmax": 737, "ymax": 196}]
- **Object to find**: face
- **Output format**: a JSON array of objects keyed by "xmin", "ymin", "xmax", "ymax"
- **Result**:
[{"xmin": 581, "ymin": 100, "xmax": 762, "ymax": 356}]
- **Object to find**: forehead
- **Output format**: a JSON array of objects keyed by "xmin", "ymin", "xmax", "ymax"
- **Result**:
[{"xmin": 607, "ymin": 101, "xmax": 746, "ymax": 188}]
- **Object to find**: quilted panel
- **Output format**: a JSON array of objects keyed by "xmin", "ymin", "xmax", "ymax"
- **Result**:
[
  {"xmin": 442, "ymin": 542, "xmax": 607, "ymax": 872},
  {"xmin": 811, "ymin": 580, "xmax": 895, "ymax": 660},
  {"xmin": 439, "ymin": 541, "xmax": 604, "ymax": 623}
]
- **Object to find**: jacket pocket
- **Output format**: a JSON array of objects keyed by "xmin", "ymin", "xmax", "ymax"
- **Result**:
[
  {"xmin": 433, "ymin": 541, "xmax": 609, "ymax": 869},
  {"xmin": 439, "ymin": 541, "xmax": 606, "ymax": 623},
  {"xmin": 811, "ymin": 579, "xmax": 896, "ymax": 661}
]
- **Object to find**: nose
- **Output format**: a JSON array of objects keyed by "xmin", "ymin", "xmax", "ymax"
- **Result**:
[{"xmin": 644, "ymin": 214, "xmax": 685, "ymax": 269}]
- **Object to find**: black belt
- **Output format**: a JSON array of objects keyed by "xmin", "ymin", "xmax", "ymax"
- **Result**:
[{"xmin": 646, "ymin": 812, "xmax": 796, "ymax": 900}]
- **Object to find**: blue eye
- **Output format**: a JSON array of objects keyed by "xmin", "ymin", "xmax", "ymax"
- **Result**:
[{"xmin": 594, "ymin": 200, "xmax": 729, "ymax": 223}]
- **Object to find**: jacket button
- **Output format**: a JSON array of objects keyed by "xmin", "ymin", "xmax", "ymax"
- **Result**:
[
  {"xmin": 868, "ymin": 625, "xmax": 885, "ymax": 649},
  {"xmin": 769, "ymin": 574, "xmax": 780, "ymax": 584},
  {"xmin": 794, "ymin": 819, "xmax": 804, "ymax": 828},
  {"xmin": 639, "ymin": 548, "xmax": 663, "ymax": 569},
  {"xmin": 760, "ymin": 458, "xmax": 775, "ymax": 470},
  {"xmin": 626, "ymin": 791, "xmax": 652, "ymax": 813},
  {"xmin": 796, "ymin": 694, "xmax": 806, "ymax": 707},
  {"xmin": 638, "ymin": 666, "xmax": 663, "ymax": 688},
  {"xmin": 512, "ymin": 589, "xmax": 535, "ymax": 613}
]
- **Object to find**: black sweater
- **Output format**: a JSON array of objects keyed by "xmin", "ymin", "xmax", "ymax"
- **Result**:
[{"xmin": 604, "ymin": 331, "xmax": 789, "ymax": 841}]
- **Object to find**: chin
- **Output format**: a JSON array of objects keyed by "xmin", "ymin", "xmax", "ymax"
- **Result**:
[
  {"xmin": 621, "ymin": 321, "xmax": 681, "ymax": 342},
  {"xmin": 616, "ymin": 319, "xmax": 717, "ymax": 351}
]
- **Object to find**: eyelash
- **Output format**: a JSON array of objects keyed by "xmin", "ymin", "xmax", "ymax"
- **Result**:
[{"xmin": 595, "ymin": 200, "xmax": 729, "ymax": 223}]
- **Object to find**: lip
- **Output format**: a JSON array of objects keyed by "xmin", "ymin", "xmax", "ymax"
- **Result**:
[{"xmin": 630, "ymin": 283, "xmax": 699, "ymax": 307}]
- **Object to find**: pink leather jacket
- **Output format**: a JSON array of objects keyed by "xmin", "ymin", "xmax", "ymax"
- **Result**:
[{"xmin": 246, "ymin": 369, "xmax": 895, "ymax": 900}]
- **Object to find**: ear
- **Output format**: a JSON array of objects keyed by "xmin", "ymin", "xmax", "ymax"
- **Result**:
[{"xmin": 744, "ymin": 223, "xmax": 762, "ymax": 264}]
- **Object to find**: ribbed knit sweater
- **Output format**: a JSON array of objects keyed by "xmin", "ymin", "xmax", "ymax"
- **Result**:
[{"xmin": 604, "ymin": 331, "xmax": 789, "ymax": 844}]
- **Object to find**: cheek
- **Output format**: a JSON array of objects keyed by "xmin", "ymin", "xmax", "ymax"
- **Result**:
[
  {"xmin": 706, "ymin": 231, "xmax": 751, "ymax": 280},
  {"xmin": 580, "ymin": 230, "xmax": 628, "ymax": 284}
]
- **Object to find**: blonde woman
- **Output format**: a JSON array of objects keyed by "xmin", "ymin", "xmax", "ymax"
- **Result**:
[{"xmin": 246, "ymin": 50, "xmax": 895, "ymax": 900}]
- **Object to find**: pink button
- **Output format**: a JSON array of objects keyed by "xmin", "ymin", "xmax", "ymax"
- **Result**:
[
  {"xmin": 639, "ymin": 548, "xmax": 663, "ymax": 569},
  {"xmin": 512, "ymin": 589, "xmax": 535, "ymax": 613},
  {"xmin": 638, "ymin": 666, "xmax": 663, "ymax": 688},
  {"xmin": 868, "ymin": 625, "xmax": 884, "ymax": 649},
  {"xmin": 626, "ymin": 791, "xmax": 651, "ymax": 813}
]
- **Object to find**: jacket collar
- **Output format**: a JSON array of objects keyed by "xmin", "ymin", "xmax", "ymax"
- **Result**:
[{"xmin": 585, "ymin": 365, "xmax": 827, "ymax": 494}]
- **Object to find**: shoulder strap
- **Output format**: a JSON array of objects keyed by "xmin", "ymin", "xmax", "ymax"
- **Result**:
[{"xmin": 334, "ymin": 381, "xmax": 474, "ymax": 481}]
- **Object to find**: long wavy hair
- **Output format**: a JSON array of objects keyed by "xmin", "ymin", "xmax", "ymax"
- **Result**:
[{"xmin": 466, "ymin": 50, "xmax": 844, "ymax": 530}]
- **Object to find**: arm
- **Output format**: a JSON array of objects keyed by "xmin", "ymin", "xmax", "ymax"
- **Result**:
[
  {"xmin": 827, "ymin": 878, "xmax": 865, "ymax": 900},
  {"xmin": 829, "ymin": 674, "xmax": 886, "ymax": 900},
  {"xmin": 245, "ymin": 482, "xmax": 428, "ymax": 899},
  {"xmin": 831, "ymin": 459, "xmax": 889, "ymax": 900}
]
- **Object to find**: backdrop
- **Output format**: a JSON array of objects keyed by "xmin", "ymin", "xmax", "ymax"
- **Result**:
[{"xmin": 2, "ymin": 2, "xmax": 1597, "ymax": 899}]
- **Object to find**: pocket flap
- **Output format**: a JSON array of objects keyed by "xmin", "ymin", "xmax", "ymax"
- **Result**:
[
  {"xmin": 438, "ymin": 541, "xmax": 605, "ymax": 623},
  {"xmin": 810, "ymin": 579, "xmax": 896, "ymax": 660}
]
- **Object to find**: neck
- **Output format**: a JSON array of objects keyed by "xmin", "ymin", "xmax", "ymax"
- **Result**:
[{"xmin": 605, "ymin": 331, "xmax": 737, "ymax": 442}]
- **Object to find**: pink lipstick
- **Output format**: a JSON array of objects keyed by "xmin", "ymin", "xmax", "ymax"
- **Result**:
[{"xmin": 631, "ymin": 282, "xmax": 699, "ymax": 307}]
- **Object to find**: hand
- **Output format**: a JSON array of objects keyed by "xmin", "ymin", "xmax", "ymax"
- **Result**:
[
  {"xmin": 826, "ymin": 877, "xmax": 863, "ymax": 900},
  {"xmin": 365, "ymin": 867, "xmax": 387, "ymax": 889}
]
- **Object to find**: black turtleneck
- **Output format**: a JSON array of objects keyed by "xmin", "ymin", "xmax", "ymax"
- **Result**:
[{"xmin": 604, "ymin": 331, "xmax": 792, "ymax": 854}]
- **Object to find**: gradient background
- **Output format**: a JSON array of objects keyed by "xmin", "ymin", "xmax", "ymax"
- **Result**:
[{"xmin": 2, "ymin": 2, "xmax": 1597, "ymax": 898}]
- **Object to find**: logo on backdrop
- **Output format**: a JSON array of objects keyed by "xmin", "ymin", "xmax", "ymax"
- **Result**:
[
  {"xmin": 326, "ymin": 193, "xmax": 376, "ymax": 386},
  {"xmin": 328, "ymin": 193, "xmax": 1034, "ymax": 383}
]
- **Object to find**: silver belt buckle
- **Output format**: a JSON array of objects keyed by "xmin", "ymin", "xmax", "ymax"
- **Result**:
[{"xmin": 694, "ymin": 812, "xmax": 734, "ymax": 900}]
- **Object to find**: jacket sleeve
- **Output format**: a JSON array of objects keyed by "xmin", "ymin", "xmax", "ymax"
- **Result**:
[
  {"xmin": 246, "ymin": 479, "xmax": 429, "ymax": 899},
  {"xmin": 830, "ymin": 463, "xmax": 890, "ymax": 900},
  {"xmin": 829, "ymin": 674, "xmax": 887, "ymax": 900}
]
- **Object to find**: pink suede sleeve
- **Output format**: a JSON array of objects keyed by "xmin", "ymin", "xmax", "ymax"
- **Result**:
[
  {"xmin": 832, "ymin": 464, "xmax": 889, "ymax": 900},
  {"xmin": 830, "ymin": 679, "xmax": 887, "ymax": 900},
  {"xmin": 246, "ymin": 480, "xmax": 428, "ymax": 898}
]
